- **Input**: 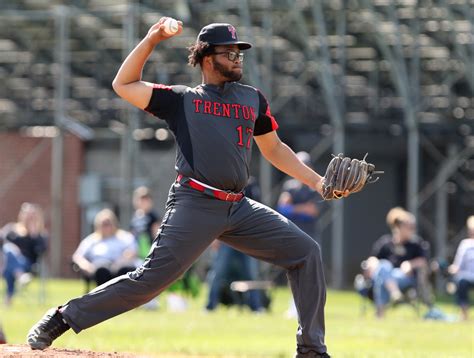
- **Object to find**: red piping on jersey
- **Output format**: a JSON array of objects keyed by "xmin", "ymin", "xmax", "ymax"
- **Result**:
[
  {"xmin": 266, "ymin": 106, "xmax": 279, "ymax": 131},
  {"xmin": 258, "ymin": 89, "xmax": 279, "ymax": 131}
]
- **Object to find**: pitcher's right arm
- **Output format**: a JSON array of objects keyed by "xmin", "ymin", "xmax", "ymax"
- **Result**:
[{"xmin": 112, "ymin": 17, "xmax": 183, "ymax": 109}]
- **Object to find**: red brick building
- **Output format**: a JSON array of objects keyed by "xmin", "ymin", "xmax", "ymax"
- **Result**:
[{"xmin": 0, "ymin": 132, "xmax": 83, "ymax": 277}]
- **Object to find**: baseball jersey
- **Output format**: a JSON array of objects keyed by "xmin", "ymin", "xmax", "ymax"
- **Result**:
[{"xmin": 145, "ymin": 82, "xmax": 278, "ymax": 192}]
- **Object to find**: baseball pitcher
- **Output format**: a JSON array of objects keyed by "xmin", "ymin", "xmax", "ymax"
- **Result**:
[{"xmin": 26, "ymin": 18, "xmax": 379, "ymax": 357}]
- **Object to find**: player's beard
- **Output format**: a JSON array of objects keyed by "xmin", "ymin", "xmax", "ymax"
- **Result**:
[{"xmin": 212, "ymin": 57, "xmax": 242, "ymax": 82}]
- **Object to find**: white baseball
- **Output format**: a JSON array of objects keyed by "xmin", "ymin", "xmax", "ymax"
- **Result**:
[{"xmin": 163, "ymin": 18, "xmax": 179, "ymax": 35}]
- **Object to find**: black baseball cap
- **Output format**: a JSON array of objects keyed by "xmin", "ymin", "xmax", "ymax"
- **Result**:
[{"xmin": 197, "ymin": 23, "xmax": 252, "ymax": 50}]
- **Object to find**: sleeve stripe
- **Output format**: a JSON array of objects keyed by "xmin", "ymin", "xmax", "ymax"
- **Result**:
[
  {"xmin": 144, "ymin": 85, "xmax": 172, "ymax": 113},
  {"xmin": 152, "ymin": 83, "xmax": 173, "ymax": 91},
  {"xmin": 144, "ymin": 84, "xmax": 181, "ymax": 117},
  {"xmin": 266, "ymin": 106, "xmax": 279, "ymax": 131},
  {"xmin": 254, "ymin": 89, "xmax": 279, "ymax": 136}
]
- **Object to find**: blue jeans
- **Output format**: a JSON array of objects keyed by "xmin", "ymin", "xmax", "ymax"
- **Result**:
[
  {"xmin": 372, "ymin": 259, "xmax": 416, "ymax": 308},
  {"xmin": 206, "ymin": 243, "xmax": 263, "ymax": 311},
  {"xmin": 2, "ymin": 243, "xmax": 29, "ymax": 298},
  {"xmin": 454, "ymin": 277, "xmax": 474, "ymax": 307}
]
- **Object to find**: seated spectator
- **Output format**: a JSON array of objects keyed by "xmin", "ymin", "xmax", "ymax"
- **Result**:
[
  {"xmin": 0, "ymin": 203, "xmax": 48, "ymax": 305},
  {"xmin": 448, "ymin": 215, "xmax": 474, "ymax": 321},
  {"xmin": 1, "ymin": 239, "xmax": 30, "ymax": 305},
  {"xmin": 3, "ymin": 203, "xmax": 48, "ymax": 272},
  {"xmin": 72, "ymin": 209, "xmax": 137, "ymax": 287},
  {"xmin": 360, "ymin": 207, "xmax": 433, "ymax": 317}
]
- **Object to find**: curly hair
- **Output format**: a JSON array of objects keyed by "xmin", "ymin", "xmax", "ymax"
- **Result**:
[{"xmin": 187, "ymin": 41, "xmax": 214, "ymax": 67}]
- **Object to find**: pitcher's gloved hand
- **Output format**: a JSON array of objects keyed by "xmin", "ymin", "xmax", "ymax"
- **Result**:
[{"xmin": 321, "ymin": 153, "xmax": 382, "ymax": 200}]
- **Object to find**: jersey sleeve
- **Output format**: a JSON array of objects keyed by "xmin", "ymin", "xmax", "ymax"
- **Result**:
[
  {"xmin": 144, "ymin": 84, "xmax": 187, "ymax": 121},
  {"xmin": 254, "ymin": 90, "xmax": 279, "ymax": 136}
]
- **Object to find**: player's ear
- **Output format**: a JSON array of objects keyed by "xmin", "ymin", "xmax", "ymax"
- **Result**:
[{"xmin": 201, "ymin": 55, "xmax": 212, "ymax": 71}]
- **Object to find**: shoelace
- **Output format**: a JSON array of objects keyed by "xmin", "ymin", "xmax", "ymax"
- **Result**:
[{"xmin": 36, "ymin": 312, "xmax": 68, "ymax": 340}]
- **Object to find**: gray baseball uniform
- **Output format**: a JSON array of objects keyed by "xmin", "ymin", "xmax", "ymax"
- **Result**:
[{"xmin": 60, "ymin": 82, "xmax": 327, "ymax": 354}]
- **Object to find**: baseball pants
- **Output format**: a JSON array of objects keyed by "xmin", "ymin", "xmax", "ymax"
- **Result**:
[{"xmin": 61, "ymin": 181, "xmax": 327, "ymax": 353}]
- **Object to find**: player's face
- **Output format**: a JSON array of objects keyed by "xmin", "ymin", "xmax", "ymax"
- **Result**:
[{"xmin": 210, "ymin": 45, "xmax": 243, "ymax": 82}]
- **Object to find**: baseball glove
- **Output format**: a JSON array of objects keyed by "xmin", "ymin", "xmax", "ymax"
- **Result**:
[{"xmin": 321, "ymin": 153, "xmax": 381, "ymax": 200}]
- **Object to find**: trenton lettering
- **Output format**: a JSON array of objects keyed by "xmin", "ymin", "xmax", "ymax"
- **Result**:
[{"xmin": 193, "ymin": 99, "xmax": 256, "ymax": 121}]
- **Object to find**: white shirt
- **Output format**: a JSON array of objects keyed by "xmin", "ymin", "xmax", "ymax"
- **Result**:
[
  {"xmin": 453, "ymin": 238, "xmax": 474, "ymax": 282},
  {"xmin": 74, "ymin": 230, "xmax": 137, "ymax": 269}
]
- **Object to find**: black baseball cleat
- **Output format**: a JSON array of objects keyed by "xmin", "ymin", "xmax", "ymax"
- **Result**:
[{"xmin": 27, "ymin": 307, "xmax": 70, "ymax": 350}]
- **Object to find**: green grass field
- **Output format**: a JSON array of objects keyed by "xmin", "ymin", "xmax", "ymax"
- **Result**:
[{"xmin": 1, "ymin": 279, "xmax": 472, "ymax": 357}]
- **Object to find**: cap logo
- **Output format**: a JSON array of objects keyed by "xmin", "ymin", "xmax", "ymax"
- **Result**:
[{"xmin": 228, "ymin": 25, "xmax": 237, "ymax": 40}]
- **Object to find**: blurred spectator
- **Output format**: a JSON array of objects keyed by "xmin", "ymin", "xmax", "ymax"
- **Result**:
[
  {"xmin": 2, "ymin": 203, "xmax": 48, "ymax": 272},
  {"xmin": 448, "ymin": 215, "xmax": 474, "ymax": 321},
  {"xmin": 1, "ymin": 240, "xmax": 29, "ymax": 305},
  {"xmin": 277, "ymin": 151, "xmax": 320, "ymax": 238},
  {"xmin": 130, "ymin": 186, "xmax": 161, "ymax": 260},
  {"xmin": 130, "ymin": 187, "xmax": 199, "ymax": 311},
  {"xmin": 205, "ymin": 241, "xmax": 264, "ymax": 312},
  {"xmin": 0, "ymin": 203, "xmax": 48, "ymax": 305},
  {"xmin": 359, "ymin": 207, "xmax": 434, "ymax": 317},
  {"xmin": 72, "ymin": 209, "xmax": 137, "ymax": 287},
  {"xmin": 130, "ymin": 186, "xmax": 161, "ymax": 310},
  {"xmin": 205, "ymin": 177, "xmax": 265, "ymax": 312}
]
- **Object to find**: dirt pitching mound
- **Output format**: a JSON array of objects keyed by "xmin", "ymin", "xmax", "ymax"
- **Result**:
[{"xmin": 0, "ymin": 345, "xmax": 149, "ymax": 358}]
